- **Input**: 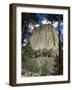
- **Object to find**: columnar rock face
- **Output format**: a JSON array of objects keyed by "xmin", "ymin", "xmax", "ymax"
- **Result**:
[
  {"xmin": 22, "ymin": 24, "xmax": 62, "ymax": 76},
  {"xmin": 29, "ymin": 24, "xmax": 59, "ymax": 51}
]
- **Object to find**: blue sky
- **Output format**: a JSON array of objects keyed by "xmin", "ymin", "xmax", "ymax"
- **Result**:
[
  {"xmin": 22, "ymin": 13, "xmax": 63, "ymax": 45},
  {"xmin": 36, "ymin": 14, "xmax": 47, "ymax": 24}
]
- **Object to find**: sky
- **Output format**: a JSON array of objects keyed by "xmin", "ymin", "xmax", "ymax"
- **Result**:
[{"xmin": 22, "ymin": 13, "xmax": 63, "ymax": 45}]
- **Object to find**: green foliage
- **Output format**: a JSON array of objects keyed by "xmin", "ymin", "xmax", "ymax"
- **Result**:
[
  {"xmin": 22, "ymin": 42, "xmax": 49, "ymax": 75},
  {"xmin": 41, "ymin": 61, "xmax": 49, "ymax": 76},
  {"xmin": 22, "ymin": 41, "xmax": 40, "ymax": 73},
  {"xmin": 22, "ymin": 55, "xmax": 40, "ymax": 73},
  {"xmin": 22, "ymin": 42, "xmax": 36, "ymax": 57}
]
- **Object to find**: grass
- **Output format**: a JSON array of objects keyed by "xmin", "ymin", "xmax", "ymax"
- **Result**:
[
  {"xmin": 22, "ymin": 55, "xmax": 40, "ymax": 73},
  {"xmin": 41, "ymin": 61, "xmax": 49, "ymax": 76},
  {"xmin": 22, "ymin": 45, "xmax": 49, "ymax": 76},
  {"xmin": 22, "ymin": 56, "xmax": 49, "ymax": 76}
]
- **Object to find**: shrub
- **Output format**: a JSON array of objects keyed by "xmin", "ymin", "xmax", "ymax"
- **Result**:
[
  {"xmin": 41, "ymin": 61, "xmax": 49, "ymax": 76},
  {"xmin": 22, "ymin": 55, "xmax": 40, "ymax": 73}
]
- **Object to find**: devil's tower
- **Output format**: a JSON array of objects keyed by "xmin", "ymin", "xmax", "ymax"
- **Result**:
[{"xmin": 29, "ymin": 24, "xmax": 59, "ymax": 51}]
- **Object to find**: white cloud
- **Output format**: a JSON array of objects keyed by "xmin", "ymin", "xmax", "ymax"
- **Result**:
[
  {"xmin": 35, "ymin": 24, "xmax": 40, "ymax": 27},
  {"xmin": 28, "ymin": 23, "xmax": 34, "ymax": 33},
  {"xmin": 53, "ymin": 21, "xmax": 58, "ymax": 28},
  {"xmin": 41, "ymin": 19, "xmax": 48, "ymax": 24},
  {"xmin": 23, "ymin": 39, "xmax": 28, "ymax": 44}
]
